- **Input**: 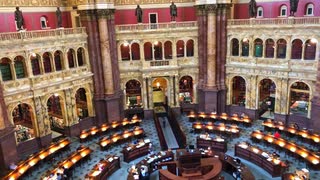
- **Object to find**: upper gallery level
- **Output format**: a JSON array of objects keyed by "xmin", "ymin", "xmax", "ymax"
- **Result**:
[{"xmin": 0, "ymin": 28, "xmax": 92, "ymax": 99}]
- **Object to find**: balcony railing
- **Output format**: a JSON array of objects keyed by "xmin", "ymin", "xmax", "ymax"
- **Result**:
[
  {"xmin": 228, "ymin": 17, "xmax": 320, "ymax": 26},
  {"xmin": 116, "ymin": 21, "xmax": 197, "ymax": 32},
  {"xmin": 0, "ymin": 27, "xmax": 87, "ymax": 42}
]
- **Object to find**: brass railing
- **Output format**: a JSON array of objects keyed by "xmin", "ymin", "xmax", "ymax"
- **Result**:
[{"xmin": 116, "ymin": 21, "xmax": 197, "ymax": 32}]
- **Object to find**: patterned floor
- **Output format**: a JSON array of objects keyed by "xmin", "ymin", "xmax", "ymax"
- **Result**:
[{"xmin": 21, "ymin": 113, "xmax": 319, "ymax": 180}]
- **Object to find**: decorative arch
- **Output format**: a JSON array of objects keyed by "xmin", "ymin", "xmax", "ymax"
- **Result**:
[
  {"xmin": 125, "ymin": 79, "xmax": 142, "ymax": 108},
  {"xmin": 46, "ymin": 93, "xmax": 66, "ymax": 131},
  {"xmin": 164, "ymin": 41, "xmax": 173, "ymax": 59},
  {"xmin": 179, "ymin": 76, "xmax": 193, "ymax": 104},
  {"xmin": 43, "ymin": 52, "xmax": 53, "ymax": 73},
  {"xmin": 291, "ymin": 39, "xmax": 303, "ymax": 60},
  {"xmin": 280, "ymin": 5, "xmax": 288, "ymax": 17},
  {"xmin": 0, "ymin": 57, "xmax": 13, "ymax": 81},
  {"xmin": 121, "ymin": 43, "xmax": 130, "ymax": 61},
  {"xmin": 176, "ymin": 40, "xmax": 185, "ymax": 57},
  {"xmin": 254, "ymin": 38, "xmax": 263, "ymax": 57},
  {"xmin": 75, "ymin": 88, "xmax": 89, "ymax": 119},
  {"xmin": 241, "ymin": 38, "xmax": 249, "ymax": 56},
  {"xmin": 231, "ymin": 38, "xmax": 239, "ymax": 56},
  {"xmin": 265, "ymin": 38, "xmax": 275, "ymax": 58},
  {"xmin": 11, "ymin": 103, "xmax": 35, "ymax": 143},
  {"xmin": 54, "ymin": 50, "xmax": 63, "ymax": 71},
  {"xmin": 14, "ymin": 56, "xmax": 26, "ymax": 79},
  {"xmin": 305, "ymin": 3, "xmax": 314, "ymax": 16},
  {"xmin": 154, "ymin": 41, "xmax": 163, "ymax": 60},
  {"xmin": 144, "ymin": 42, "xmax": 153, "ymax": 60},
  {"xmin": 67, "ymin": 49, "xmax": 76, "ymax": 68},
  {"xmin": 304, "ymin": 39, "xmax": 317, "ymax": 60},
  {"xmin": 289, "ymin": 81, "xmax": 311, "ymax": 117},
  {"xmin": 231, "ymin": 76, "xmax": 246, "ymax": 106},
  {"xmin": 186, "ymin": 39, "xmax": 194, "ymax": 57},
  {"xmin": 77, "ymin": 47, "xmax": 85, "ymax": 66},
  {"xmin": 131, "ymin": 43, "xmax": 140, "ymax": 60},
  {"xmin": 152, "ymin": 77, "xmax": 168, "ymax": 105},
  {"xmin": 258, "ymin": 78, "xmax": 276, "ymax": 117},
  {"xmin": 30, "ymin": 53, "xmax": 41, "ymax": 76},
  {"xmin": 276, "ymin": 39, "xmax": 287, "ymax": 59}
]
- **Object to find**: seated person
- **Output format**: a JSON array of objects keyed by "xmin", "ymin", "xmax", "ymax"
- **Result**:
[{"xmin": 9, "ymin": 162, "xmax": 17, "ymax": 170}]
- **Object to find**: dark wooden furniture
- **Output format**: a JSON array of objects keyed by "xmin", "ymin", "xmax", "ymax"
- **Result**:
[
  {"xmin": 123, "ymin": 141, "xmax": 150, "ymax": 163},
  {"xmin": 196, "ymin": 136, "xmax": 227, "ymax": 153},
  {"xmin": 193, "ymin": 122, "xmax": 240, "ymax": 137},
  {"xmin": 168, "ymin": 107, "xmax": 187, "ymax": 148},
  {"xmin": 176, "ymin": 149, "xmax": 202, "ymax": 169},
  {"xmin": 85, "ymin": 155, "xmax": 120, "ymax": 180},
  {"xmin": 3, "ymin": 138, "xmax": 71, "ymax": 180},
  {"xmin": 154, "ymin": 113, "xmax": 168, "ymax": 150},
  {"xmin": 187, "ymin": 112, "xmax": 252, "ymax": 126},
  {"xmin": 235, "ymin": 142, "xmax": 283, "ymax": 177}
]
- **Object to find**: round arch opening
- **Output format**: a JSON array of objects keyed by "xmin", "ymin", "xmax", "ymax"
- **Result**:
[
  {"xmin": 258, "ymin": 79, "xmax": 276, "ymax": 118},
  {"xmin": 12, "ymin": 103, "xmax": 35, "ymax": 143},
  {"xmin": 179, "ymin": 76, "xmax": 193, "ymax": 104},
  {"xmin": 125, "ymin": 80, "xmax": 142, "ymax": 108},
  {"xmin": 231, "ymin": 76, "xmax": 246, "ymax": 106},
  {"xmin": 289, "ymin": 82, "xmax": 310, "ymax": 117}
]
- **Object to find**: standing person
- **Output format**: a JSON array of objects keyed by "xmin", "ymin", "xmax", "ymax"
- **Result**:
[
  {"xmin": 14, "ymin": 7, "xmax": 24, "ymax": 30},
  {"xmin": 290, "ymin": 0, "xmax": 299, "ymax": 16},
  {"xmin": 248, "ymin": 0, "xmax": 257, "ymax": 18},
  {"xmin": 56, "ymin": 7, "xmax": 62, "ymax": 28},
  {"xmin": 170, "ymin": 2, "xmax": 177, "ymax": 21},
  {"xmin": 135, "ymin": 5, "xmax": 143, "ymax": 23},
  {"xmin": 274, "ymin": 131, "xmax": 281, "ymax": 138}
]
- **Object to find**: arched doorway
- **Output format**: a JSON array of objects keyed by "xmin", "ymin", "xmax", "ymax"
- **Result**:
[
  {"xmin": 259, "ymin": 79, "xmax": 276, "ymax": 118},
  {"xmin": 179, "ymin": 76, "xmax": 193, "ymax": 104},
  {"xmin": 231, "ymin": 76, "xmax": 246, "ymax": 106},
  {"xmin": 12, "ymin": 103, "xmax": 35, "ymax": 143},
  {"xmin": 152, "ymin": 77, "xmax": 168, "ymax": 107},
  {"xmin": 125, "ymin": 80, "xmax": 142, "ymax": 108},
  {"xmin": 289, "ymin": 82, "xmax": 310, "ymax": 117},
  {"xmin": 47, "ymin": 94, "xmax": 65, "ymax": 133},
  {"xmin": 76, "ymin": 88, "xmax": 89, "ymax": 120}
]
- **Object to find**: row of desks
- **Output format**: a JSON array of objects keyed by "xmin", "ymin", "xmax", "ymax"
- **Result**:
[
  {"xmin": 85, "ymin": 154, "xmax": 120, "ymax": 180},
  {"xmin": 251, "ymin": 130, "xmax": 320, "ymax": 169},
  {"xmin": 192, "ymin": 122, "xmax": 240, "ymax": 136},
  {"xmin": 188, "ymin": 112, "xmax": 252, "ymax": 125},
  {"xmin": 4, "ymin": 138, "xmax": 71, "ymax": 180}
]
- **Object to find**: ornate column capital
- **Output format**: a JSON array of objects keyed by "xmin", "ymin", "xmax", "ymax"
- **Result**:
[
  {"xmin": 96, "ymin": 9, "xmax": 115, "ymax": 19},
  {"xmin": 195, "ymin": 5, "xmax": 207, "ymax": 16},
  {"xmin": 78, "ymin": 9, "xmax": 97, "ymax": 21},
  {"xmin": 206, "ymin": 4, "xmax": 217, "ymax": 14}
]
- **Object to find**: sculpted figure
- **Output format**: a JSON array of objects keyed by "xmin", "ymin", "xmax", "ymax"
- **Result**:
[
  {"xmin": 290, "ymin": 0, "xmax": 299, "ymax": 16},
  {"xmin": 56, "ymin": 7, "xmax": 62, "ymax": 28},
  {"xmin": 170, "ymin": 2, "xmax": 178, "ymax": 21},
  {"xmin": 248, "ymin": 0, "xmax": 257, "ymax": 18},
  {"xmin": 14, "ymin": 7, "xmax": 24, "ymax": 30},
  {"xmin": 135, "ymin": 5, "xmax": 143, "ymax": 23}
]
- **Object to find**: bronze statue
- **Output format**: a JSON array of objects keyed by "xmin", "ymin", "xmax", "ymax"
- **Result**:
[
  {"xmin": 56, "ymin": 7, "xmax": 62, "ymax": 28},
  {"xmin": 170, "ymin": 2, "xmax": 177, "ymax": 21},
  {"xmin": 14, "ymin": 7, "xmax": 24, "ymax": 30},
  {"xmin": 248, "ymin": 0, "xmax": 257, "ymax": 18},
  {"xmin": 290, "ymin": 0, "xmax": 299, "ymax": 16},
  {"xmin": 135, "ymin": 5, "xmax": 143, "ymax": 23}
]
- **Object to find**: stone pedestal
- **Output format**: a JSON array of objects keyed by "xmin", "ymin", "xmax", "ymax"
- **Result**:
[
  {"xmin": 199, "ymin": 88, "xmax": 218, "ymax": 113},
  {"xmin": 311, "ymin": 103, "xmax": 320, "ymax": 132},
  {"xmin": 105, "ymin": 95, "xmax": 122, "ymax": 122},
  {"xmin": 274, "ymin": 113, "xmax": 288, "ymax": 124},
  {"xmin": 64, "ymin": 123, "xmax": 81, "ymax": 137},
  {"xmin": 0, "ymin": 128, "xmax": 17, "ymax": 174}
]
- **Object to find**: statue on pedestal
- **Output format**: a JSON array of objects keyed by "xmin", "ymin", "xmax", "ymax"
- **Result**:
[
  {"xmin": 248, "ymin": 0, "xmax": 257, "ymax": 18},
  {"xmin": 135, "ymin": 5, "xmax": 143, "ymax": 23},
  {"xmin": 290, "ymin": 0, "xmax": 299, "ymax": 16},
  {"xmin": 56, "ymin": 7, "xmax": 62, "ymax": 28},
  {"xmin": 14, "ymin": 7, "xmax": 24, "ymax": 31},
  {"xmin": 170, "ymin": 2, "xmax": 178, "ymax": 21}
]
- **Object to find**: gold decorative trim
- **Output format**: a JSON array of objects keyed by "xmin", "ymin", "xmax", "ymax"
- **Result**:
[{"xmin": 0, "ymin": 0, "xmax": 62, "ymax": 7}]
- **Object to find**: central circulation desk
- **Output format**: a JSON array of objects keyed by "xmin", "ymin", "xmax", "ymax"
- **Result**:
[
  {"xmin": 123, "ymin": 139, "xmax": 151, "ymax": 163},
  {"xmin": 85, "ymin": 155, "xmax": 120, "ymax": 180},
  {"xmin": 235, "ymin": 142, "xmax": 284, "ymax": 177},
  {"xmin": 197, "ymin": 135, "xmax": 227, "ymax": 152}
]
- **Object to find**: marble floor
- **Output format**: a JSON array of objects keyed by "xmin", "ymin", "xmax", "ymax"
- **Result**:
[{"xmin": 20, "ymin": 113, "xmax": 320, "ymax": 180}]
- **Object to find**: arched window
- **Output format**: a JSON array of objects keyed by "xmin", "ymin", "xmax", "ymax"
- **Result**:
[
  {"xmin": 144, "ymin": 42, "xmax": 153, "ymax": 61},
  {"xmin": 40, "ymin": 16, "xmax": 48, "ymax": 29},
  {"xmin": 290, "ymin": 82, "xmax": 310, "ymax": 117},
  {"xmin": 291, "ymin": 39, "xmax": 303, "ymax": 60},
  {"xmin": 54, "ymin": 51, "xmax": 63, "ymax": 71},
  {"xmin": 186, "ymin": 39, "xmax": 194, "ymax": 57},
  {"xmin": 12, "ymin": 103, "xmax": 35, "ymax": 143},
  {"xmin": 304, "ymin": 39, "xmax": 317, "ymax": 60},
  {"xmin": 76, "ymin": 88, "xmax": 89, "ymax": 119},
  {"xmin": 231, "ymin": 38, "xmax": 239, "ymax": 56},
  {"xmin": 257, "ymin": 7, "xmax": 263, "ymax": 18},
  {"xmin": 276, "ymin": 39, "xmax": 287, "ymax": 59},
  {"xmin": 176, "ymin": 40, "xmax": 185, "ymax": 57},
  {"xmin": 306, "ymin": 3, "xmax": 314, "ymax": 16},
  {"xmin": 231, "ymin": 76, "xmax": 246, "ymax": 106},
  {"xmin": 241, "ymin": 38, "xmax": 249, "ymax": 56},
  {"xmin": 67, "ymin": 49, "xmax": 76, "ymax": 68},
  {"xmin": 131, "ymin": 43, "xmax": 140, "ymax": 60},
  {"xmin": 280, "ymin": 5, "xmax": 287, "ymax": 17},
  {"xmin": 14, "ymin": 56, "xmax": 26, "ymax": 79},
  {"xmin": 0, "ymin": 58, "xmax": 12, "ymax": 81},
  {"xmin": 265, "ymin": 39, "xmax": 275, "ymax": 58},
  {"xmin": 121, "ymin": 43, "xmax": 130, "ymax": 61},
  {"xmin": 254, "ymin": 38, "xmax": 263, "ymax": 57},
  {"xmin": 125, "ymin": 80, "xmax": 142, "ymax": 108},
  {"xmin": 179, "ymin": 76, "xmax": 193, "ymax": 104},
  {"xmin": 30, "ymin": 54, "xmax": 41, "ymax": 76},
  {"xmin": 43, "ymin": 52, "xmax": 52, "ymax": 73},
  {"xmin": 259, "ymin": 79, "xmax": 276, "ymax": 115},
  {"xmin": 154, "ymin": 41, "xmax": 163, "ymax": 60},
  {"xmin": 77, "ymin": 48, "xmax": 85, "ymax": 66},
  {"xmin": 164, "ymin": 41, "xmax": 172, "ymax": 59}
]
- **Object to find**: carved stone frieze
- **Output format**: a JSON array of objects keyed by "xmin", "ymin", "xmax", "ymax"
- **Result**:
[
  {"xmin": 205, "ymin": 4, "xmax": 217, "ymax": 14},
  {"xmin": 96, "ymin": 9, "xmax": 115, "ymax": 19},
  {"xmin": 0, "ymin": 0, "xmax": 61, "ymax": 7}
]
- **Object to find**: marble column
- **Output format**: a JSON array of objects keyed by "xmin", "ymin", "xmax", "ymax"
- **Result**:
[
  {"xmin": 148, "ymin": 77, "xmax": 153, "ymax": 109},
  {"xmin": 215, "ymin": 6, "xmax": 221, "ymax": 89},
  {"xmin": 169, "ymin": 76, "xmax": 174, "ymax": 107},
  {"xmin": 174, "ymin": 75, "xmax": 180, "ymax": 107},
  {"xmin": 142, "ymin": 78, "xmax": 148, "ymax": 110},
  {"xmin": 206, "ymin": 4, "xmax": 217, "ymax": 88},
  {"xmin": 311, "ymin": 58, "xmax": 320, "ymax": 131},
  {"xmin": 196, "ymin": 5, "xmax": 207, "ymax": 89},
  {"xmin": 97, "ymin": 9, "xmax": 114, "ymax": 95}
]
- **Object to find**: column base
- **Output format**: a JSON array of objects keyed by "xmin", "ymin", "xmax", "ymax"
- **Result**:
[
  {"xmin": 0, "ymin": 127, "xmax": 18, "ymax": 175},
  {"xmin": 64, "ymin": 123, "xmax": 81, "ymax": 137},
  {"xmin": 198, "ymin": 88, "xmax": 226, "ymax": 114},
  {"xmin": 94, "ymin": 98, "xmax": 107, "ymax": 125},
  {"xmin": 105, "ymin": 94, "xmax": 123, "ymax": 122},
  {"xmin": 310, "ymin": 103, "xmax": 320, "ymax": 131},
  {"xmin": 38, "ymin": 133, "xmax": 52, "ymax": 147}
]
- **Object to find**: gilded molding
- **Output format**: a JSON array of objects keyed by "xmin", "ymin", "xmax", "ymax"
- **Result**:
[
  {"xmin": 115, "ymin": 0, "xmax": 193, "ymax": 5},
  {"xmin": 195, "ymin": 5, "xmax": 206, "ymax": 16},
  {"xmin": 96, "ymin": 9, "xmax": 115, "ymax": 19}
]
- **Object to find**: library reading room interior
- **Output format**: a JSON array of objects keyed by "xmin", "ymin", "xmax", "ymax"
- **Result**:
[{"xmin": 0, "ymin": 0, "xmax": 320, "ymax": 180}]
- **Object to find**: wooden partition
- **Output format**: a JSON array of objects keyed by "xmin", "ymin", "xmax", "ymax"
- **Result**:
[
  {"xmin": 154, "ymin": 112, "xmax": 168, "ymax": 150},
  {"xmin": 168, "ymin": 107, "xmax": 187, "ymax": 149}
]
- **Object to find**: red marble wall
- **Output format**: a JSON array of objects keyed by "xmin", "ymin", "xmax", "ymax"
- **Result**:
[
  {"xmin": 0, "ymin": 11, "xmax": 72, "ymax": 33},
  {"xmin": 234, "ymin": 0, "xmax": 320, "ymax": 19},
  {"xmin": 114, "ymin": 6, "xmax": 196, "ymax": 25}
]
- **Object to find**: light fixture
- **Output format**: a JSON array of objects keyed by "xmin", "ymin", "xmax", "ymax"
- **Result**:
[
  {"xmin": 54, "ymin": 93, "xmax": 59, "ymax": 97},
  {"xmin": 123, "ymin": 41, "xmax": 129, "ymax": 47},
  {"xmin": 154, "ymin": 41, "xmax": 158, "ymax": 45},
  {"xmin": 310, "ymin": 38, "xmax": 317, "ymax": 44},
  {"xmin": 243, "ymin": 38, "xmax": 248, "ymax": 43},
  {"xmin": 156, "ymin": 82, "xmax": 160, "ymax": 88},
  {"xmin": 31, "ymin": 53, "xmax": 36, "ymax": 57}
]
